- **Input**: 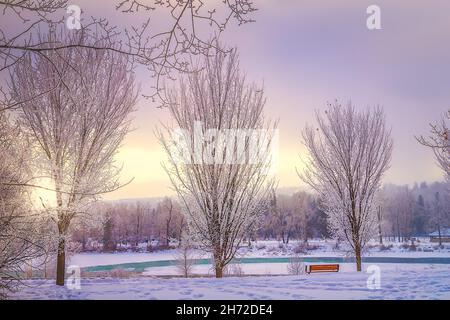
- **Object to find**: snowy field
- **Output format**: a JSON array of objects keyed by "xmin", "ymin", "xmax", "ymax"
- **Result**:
[
  {"xmin": 12, "ymin": 264, "xmax": 450, "ymax": 300},
  {"xmin": 10, "ymin": 239, "xmax": 450, "ymax": 300}
]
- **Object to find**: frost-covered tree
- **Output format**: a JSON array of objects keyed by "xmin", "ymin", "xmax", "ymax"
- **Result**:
[
  {"xmin": 268, "ymin": 191, "xmax": 312, "ymax": 244},
  {"xmin": 300, "ymin": 101, "xmax": 393, "ymax": 271},
  {"xmin": 417, "ymin": 110, "xmax": 449, "ymax": 184},
  {"xmin": 175, "ymin": 233, "xmax": 196, "ymax": 278},
  {"xmin": 430, "ymin": 191, "xmax": 450, "ymax": 246},
  {"xmin": 0, "ymin": 114, "xmax": 47, "ymax": 298},
  {"xmin": 0, "ymin": 0, "xmax": 257, "ymax": 109},
  {"xmin": 269, "ymin": 191, "xmax": 293, "ymax": 244},
  {"xmin": 383, "ymin": 185, "xmax": 415, "ymax": 242},
  {"xmin": 292, "ymin": 191, "xmax": 313, "ymax": 243},
  {"xmin": 9, "ymin": 30, "xmax": 138, "ymax": 285},
  {"xmin": 159, "ymin": 48, "xmax": 276, "ymax": 277},
  {"xmin": 154, "ymin": 197, "xmax": 184, "ymax": 247}
]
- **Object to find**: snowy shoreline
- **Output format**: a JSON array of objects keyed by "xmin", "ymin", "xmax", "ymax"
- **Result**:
[
  {"xmin": 12, "ymin": 263, "xmax": 450, "ymax": 300},
  {"xmin": 69, "ymin": 239, "xmax": 450, "ymax": 268},
  {"xmin": 11, "ymin": 239, "xmax": 450, "ymax": 300}
]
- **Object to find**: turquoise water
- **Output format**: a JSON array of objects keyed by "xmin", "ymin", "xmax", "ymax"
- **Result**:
[{"xmin": 83, "ymin": 256, "xmax": 450, "ymax": 273}]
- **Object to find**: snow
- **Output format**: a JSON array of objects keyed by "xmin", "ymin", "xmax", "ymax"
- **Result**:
[
  {"xmin": 11, "ymin": 239, "xmax": 449, "ymax": 300},
  {"xmin": 12, "ymin": 264, "xmax": 450, "ymax": 300},
  {"xmin": 70, "ymin": 250, "xmax": 182, "ymax": 268},
  {"xmin": 430, "ymin": 228, "xmax": 450, "ymax": 237},
  {"xmin": 68, "ymin": 239, "xmax": 450, "ymax": 268},
  {"xmin": 142, "ymin": 261, "xmax": 449, "ymax": 277}
]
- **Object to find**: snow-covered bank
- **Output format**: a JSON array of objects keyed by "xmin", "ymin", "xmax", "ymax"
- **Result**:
[
  {"xmin": 12, "ymin": 264, "xmax": 450, "ymax": 300},
  {"xmin": 69, "ymin": 239, "xmax": 450, "ymax": 268},
  {"xmin": 141, "ymin": 262, "xmax": 447, "ymax": 276},
  {"xmin": 70, "ymin": 250, "xmax": 182, "ymax": 268}
]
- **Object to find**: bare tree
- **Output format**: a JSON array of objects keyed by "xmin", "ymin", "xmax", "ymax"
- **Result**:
[
  {"xmin": 0, "ymin": 113, "xmax": 48, "ymax": 298},
  {"xmin": 300, "ymin": 101, "xmax": 393, "ymax": 271},
  {"xmin": 431, "ymin": 191, "xmax": 448, "ymax": 246},
  {"xmin": 161, "ymin": 197, "xmax": 174, "ymax": 247},
  {"xmin": 384, "ymin": 185, "xmax": 415, "ymax": 242},
  {"xmin": 376, "ymin": 205, "xmax": 383, "ymax": 244},
  {"xmin": 292, "ymin": 191, "xmax": 313, "ymax": 243},
  {"xmin": 158, "ymin": 48, "xmax": 276, "ymax": 277},
  {"xmin": 416, "ymin": 110, "xmax": 449, "ymax": 184},
  {"xmin": 102, "ymin": 211, "xmax": 116, "ymax": 252},
  {"xmin": 0, "ymin": 1, "xmax": 257, "ymax": 109},
  {"xmin": 269, "ymin": 191, "xmax": 291, "ymax": 244},
  {"xmin": 175, "ymin": 232, "xmax": 196, "ymax": 278},
  {"xmin": 8, "ymin": 30, "xmax": 138, "ymax": 286},
  {"xmin": 269, "ymin": 192, "xmax": 308, "ymax": 244},
  {"xmin": 130, "ymin": 202, "xmax": 145, "ymax": 250},
  {"xmin": 154, "ymin": 197, "xmax": 184, "ymax": 247}
]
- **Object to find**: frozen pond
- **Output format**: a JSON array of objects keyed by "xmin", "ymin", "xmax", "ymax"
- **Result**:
[{"xmin": 83, "ymin": 256, "xmax": 450, "ymax": 273}]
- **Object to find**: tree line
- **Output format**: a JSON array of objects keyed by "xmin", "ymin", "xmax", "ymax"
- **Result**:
[{"xmin": 69, "ymin": 180, "xmax": 449, "ymax": 254}]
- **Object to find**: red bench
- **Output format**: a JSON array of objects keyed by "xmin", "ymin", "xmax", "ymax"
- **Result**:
[{"xmin": 306, "ymin": 264, "xmax": 340, "ymax": 274}]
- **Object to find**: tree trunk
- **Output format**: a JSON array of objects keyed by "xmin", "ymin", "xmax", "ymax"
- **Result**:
[
  {"xmin": 377, "ymin": 207, "xmax": 383, "ymax": 245},
  {"xmin": 215, "ymin": 264, "xmax": 223, "ymax": 278},
  {"xmin": 355, "ymin": 244, "xmax": 362, "ymax": 272},
  {"xmin": 166, "ymin": 221, "xmax": 170, "ymax": 247},
  {"xmin": 56, "ymin": 237, "xmax": 66, "ymax": 286},
  {"xmin": 213, "ymin": 247, "xmax": 223, "ymax": 278},
  {"xmin": 438, "ymin": 225, "xmax": 442, "ymax": 246},
  {"xmin": 55, "ymin": 173, "xmax": 66, "ymax": 286}
]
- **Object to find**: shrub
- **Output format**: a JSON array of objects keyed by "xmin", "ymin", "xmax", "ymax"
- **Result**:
[
  {"xmin": 401, "ymin": 243, "xmax": 410, "ymax": 249},
  {"xmin": 379, "ymin": 244, "xmax": 393, "ymax": 251},
  {"xmin": 109, "ymin": 268, "xmax": 136, "ymax": 278},
  {"xmin": 287, "ymin": 256, "xmax": 306, "ymax": 275},
  {"xmin": 293, "ymin": 243, "xmax": 307, "ymax": 254},
  {"xmin": 225, "ymin": 262, "xmax": 244, "ymax": 277},
  {"xmin": 307, "ymin": 244, "xmax": 320, "ymax": 251},
  {"xmin": 255, "ymin": 243, "xmax": 266, "ymax": 250}
]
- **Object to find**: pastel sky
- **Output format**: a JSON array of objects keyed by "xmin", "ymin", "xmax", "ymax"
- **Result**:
[
  {"xmin": 107, "ymin": 0, "xmax": 450, "ymax": 199},
  {"xmin": 5, "ymin": 0, "xmax": 450, "ymax": 199}
]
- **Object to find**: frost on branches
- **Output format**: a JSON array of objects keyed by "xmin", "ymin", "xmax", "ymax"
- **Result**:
[
  {"xmin": 0, "ymin": 114, "xmax": 48, "ymax": 299},
  {"xmin": 159, "ymin": 47, "xmax": 277, "ymax": 277},
  {"xmin": 8, "ymin": 30, "xmax": 138, "ymax": 286},
  {"xmin": 417, "ymin": 110, "xmax": 450, "ymax": 185},
  {"xmin": 300, "ymin": 102, "xmax": 393, "ymax": 271}
]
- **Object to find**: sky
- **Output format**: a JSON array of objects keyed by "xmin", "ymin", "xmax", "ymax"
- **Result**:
[
  {"xmin": 4, "ymin": 0, "xmax": 450, "ymax": 199},
  {"xmin": 109, "ymin": 0, "xmax": 449, "ymax": 199}
]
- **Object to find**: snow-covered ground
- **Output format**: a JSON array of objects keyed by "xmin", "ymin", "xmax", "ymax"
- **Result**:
[
  {"xmin": 12, "ymin": 264, "xmax": 450, "ymax": 300},
  {"xmin": 10, "ymin": 239, "xmax": 450, "ymax": 300},
  {"xmin": 70, "ymin": 250, "xmax": 180, "ymax": 268}
]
